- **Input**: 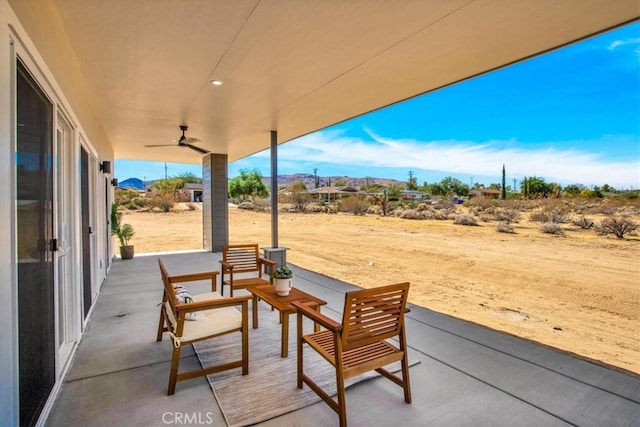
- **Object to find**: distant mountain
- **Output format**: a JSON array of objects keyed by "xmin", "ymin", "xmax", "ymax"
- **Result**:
[
  {"xmin": 117, "ymin": 174, "xmax": 404, "ymax": 191},
  {"xmin": 118, "ymin": 177, "xmax": 145, "ymax": 190}
]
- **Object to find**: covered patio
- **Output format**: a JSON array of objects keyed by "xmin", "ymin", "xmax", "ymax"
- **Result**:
[
  {"xmin": 46, "ymin": 251, "xmax": 639, "ymax": 426},
  {"xmin": 2, "ymin": 1, "xmax": 639, "ymax": 425}
]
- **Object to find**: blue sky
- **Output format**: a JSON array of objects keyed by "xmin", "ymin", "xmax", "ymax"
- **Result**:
[{"xmin": 116, "ymin": 22, "xmax": 640, "ymax": 190}]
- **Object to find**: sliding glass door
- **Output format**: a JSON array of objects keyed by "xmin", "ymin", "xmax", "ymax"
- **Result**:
[{"xmin": 16, "ymin": 60, "xmax": 56, "ymax": 427}]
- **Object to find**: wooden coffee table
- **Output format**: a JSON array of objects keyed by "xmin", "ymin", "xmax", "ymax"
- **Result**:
[{"xmin": 249, "ymin": 284, "xmax": 326, "ymax": 357}]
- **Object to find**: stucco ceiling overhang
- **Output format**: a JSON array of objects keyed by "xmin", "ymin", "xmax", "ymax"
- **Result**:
[{"xmin": 30, "ymin": 1, "xmax": 640, "ymax": 163}]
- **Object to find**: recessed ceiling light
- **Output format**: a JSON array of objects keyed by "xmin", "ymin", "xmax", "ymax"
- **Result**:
[{"xmin": 211, "ymin": 80, "xmax": 223, "ymax": 86}]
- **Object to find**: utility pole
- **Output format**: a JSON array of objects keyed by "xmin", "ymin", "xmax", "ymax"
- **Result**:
[
  {"xmin": 164, "ymin": 162, "xmax": 168, "ymax": 180},
  {"xmin": 470, "ymin": 176, "xmax": 474, "ymax": 188}
]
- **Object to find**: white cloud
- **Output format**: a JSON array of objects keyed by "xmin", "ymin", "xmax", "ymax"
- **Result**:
[
  {"xmin": 268, "ymin": 130, "xmax": 640, "ymax": 188},
  {"xmin": 607, "ymin": 37, "xmax": 640, "ymax": 60},
  {"xmin": 607, "ymin": 37, "xmax": 640, "ymax": 51}
]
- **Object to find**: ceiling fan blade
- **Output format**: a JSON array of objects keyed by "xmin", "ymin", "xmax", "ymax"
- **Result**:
[
  {"xmin": 185, "ymin": 143, "xmax": 210, "ymax": 154},
  {"xmin": 145, "ymin": 144, "xmax": 177, "ymax": 148},
  {"xmin": 184, "ymin": 137, "xmax": 201, "ymax": 143}
]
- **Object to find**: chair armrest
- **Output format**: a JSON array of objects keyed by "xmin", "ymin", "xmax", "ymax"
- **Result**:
[
  {"xmin": 292, "ymin": 301, "xmax": 342, "ymax": 332},
  {"xmin": 169, "ymin": 271, "xmax": 218, "ymax": 292},
  {"xmin": 259, "ymin": 257, "xmax": 277, "ymax": 267},
  {"xmin": 176, "ymin": 294, "xmax": 251, "ymax": 314},
  {"xmin": 219, "ymin": 260, "xmax": 234, "ymax": 272},
  {"xmin": 258, "ymin": 257, "xmax": 276, "ymax": 275}
]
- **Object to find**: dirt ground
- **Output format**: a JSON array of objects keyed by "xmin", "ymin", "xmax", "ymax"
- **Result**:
[{"xmin": 122, "ymin": 204, "xmax": 640, "ymax": 375}]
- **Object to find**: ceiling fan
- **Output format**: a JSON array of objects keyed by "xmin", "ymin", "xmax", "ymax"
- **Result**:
[{"xmin": 145, "ymin": 125, "xmax": 210, "ymax": 154}]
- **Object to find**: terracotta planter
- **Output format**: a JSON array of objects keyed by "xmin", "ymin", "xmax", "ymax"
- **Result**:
[
  {"xmin": 273, "ymin": 278, "xmax": 292, "ymax": 296},
  {"xmin": 120, "ymin": 245, "xmax": 135, "ymax": 260}
]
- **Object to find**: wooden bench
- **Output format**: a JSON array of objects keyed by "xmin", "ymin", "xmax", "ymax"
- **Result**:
[
  {"xmin": 220, "ymin": 243, "xmax": 277, "ymax": 297},
  {"xmin": 292, "ymin": 282, "xmax": 412, "ymax": 426},
  {"xmin": 156, "ymin": 258, "xmax": 250, "ymax": 395}
]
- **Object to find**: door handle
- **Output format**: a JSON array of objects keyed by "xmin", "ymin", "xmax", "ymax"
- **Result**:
[{"xmin": 49, "ymin": 238, "xmax": 58, "ymax": 252}]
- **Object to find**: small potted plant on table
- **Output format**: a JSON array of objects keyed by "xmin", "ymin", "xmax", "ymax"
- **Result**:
[{"xmin": 271, "ymin": 265, "xmax": 293, "ymax": 296}]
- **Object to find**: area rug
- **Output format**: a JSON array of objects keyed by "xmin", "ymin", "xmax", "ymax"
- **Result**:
[{"xmin": 193, "ymin": 302, "xmax": 420, "ymax": 427}]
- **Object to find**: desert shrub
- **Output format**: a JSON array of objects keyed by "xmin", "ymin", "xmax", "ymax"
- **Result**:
[
  {"xmin": 496, "ymin": 221, "xmax": 515, "ymax": 233},
  {"xmin": 502, "ymin": 199, "xmax": 525, "ymax": 211},
  {"xmin": 133, "ymin": 197, "xmax": 146, "ymax": 207},
  {"xmin": 539, "ymin": 222, "xmax": 564, "ymax": 235},
  {"xmin": 494, "ymin": 208, "xmax": 521, "ymax": 224},
  {"xmin": 147, "ymin": 179, "xmax": 181, "ymax": 212},
  {"xmin": 306, "ymin": 203, "xmax": 326, "ymax": 213},
  {"xmin": 237, "ymin": 201, "xmax": 255, "ymax": 210},
  {"xmin": 337, "ymin": 196, "xmax": 369, "ymax": 215},
  {"xmin": 114, "ymin": 188, "xmax": 143, "ymax": 208},
  {"xmin": 185, "ymin": 202, "xmax": 197, "ymax": 211},
  {"xmin": 402, "ymin": 201, "xmax": 420, "ymax": 210},
  {"xmin": 453, "ymin": 214, "xmax": 478, "ymax": 226},
  {"xmin": 252, "ymin": 197, "xmax": 271, "ymax": 212},
  {"xmin": 432, "ymin": 210, "xmax": 450, "ymax": 220},
  {"xmin": 594, "ymin": 216, "xmax": 638, "ymax": 239},
  {"xmin": 530, "ymin": 209, "xmax": 568, "ymax": 224},
  {"xmin": 367, "ymin": 205, "xmax": 382, "ymax": 215},
  {"xmin": 399, "ymin": 209, "xmax": 422, "ymax": 220},
  {"xmin": 480, "ymin": 214, "xmax": 494, "ymax": 222},
  {"xmin": 571, "ymin": 216, "xmax": 594, "ymax": 229},
  {"xmin": 146, "ymin": 196, "xmax": 176, "ymax": 212},
  {"xmin": 463, "ymin": 198, "xmax": 494, "ymax": 212},
  {"xmin": 433, "ymin": 200, "xmax": 457, "ymax": 216},
  {"xmin": 283, "ymin": 191, "xmax": 312, "ymax": 212}
]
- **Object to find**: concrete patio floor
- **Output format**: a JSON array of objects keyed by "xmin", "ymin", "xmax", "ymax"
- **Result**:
[{"xmin": 45, "ymin": 251, "xmax": 639, "ymax": 426}]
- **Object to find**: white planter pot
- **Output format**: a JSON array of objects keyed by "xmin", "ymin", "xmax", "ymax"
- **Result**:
[{"xmin": 273, "ymin": 278, "xmax": 292, "ymax": 296}]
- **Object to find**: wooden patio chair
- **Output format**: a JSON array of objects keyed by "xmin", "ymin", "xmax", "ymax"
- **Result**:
[
  {"xmin": 219, "ymin": 243, "xmax": 276, "ymax": 297},
  {"xmin": 292, "ymin": 282, "xmax": 412, "ymax": 427},
  {"xmin": 156, "ymin": 258, "xmax": 250, "ymax": 395}
]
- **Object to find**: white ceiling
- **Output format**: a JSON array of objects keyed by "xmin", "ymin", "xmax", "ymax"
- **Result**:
[{"xmin": 47, "ymin": 0, "xmax": 639, "ymax": 164}]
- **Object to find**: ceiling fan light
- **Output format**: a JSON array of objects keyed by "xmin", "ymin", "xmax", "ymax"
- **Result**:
[{"xmin": 211, "ymin": 80, "xmax": 223, "ymax": 86}]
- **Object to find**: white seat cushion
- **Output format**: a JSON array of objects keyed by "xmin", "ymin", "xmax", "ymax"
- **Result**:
[{"xmin": 164, "ymin": 291, "xmax": 243, "ymax": 343}]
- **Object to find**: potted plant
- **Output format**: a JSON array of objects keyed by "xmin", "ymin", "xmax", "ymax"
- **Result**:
[
  {"xmin": 271, "ymin": 265, "xmax": 293, "ymax": 296},
  {"xmin": 111, "ymin": 203, "xmax": 136, "ymax": 259}
]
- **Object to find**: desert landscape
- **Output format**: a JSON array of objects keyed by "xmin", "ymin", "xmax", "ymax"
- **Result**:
[{"xmin": 121, "ymin": 203, "xmax": 639, "ymax": 375}]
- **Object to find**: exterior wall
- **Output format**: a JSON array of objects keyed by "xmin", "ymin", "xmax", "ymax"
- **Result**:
[
  {"xmin": 203, "ymin": 154, "xmax": 229, "ymax": 252},
  {"xmin": 0, "ymin": 3, "xmax": 18, "ymax": 425},
  {"xmin": 0, "ymin": 1, "xmax": 115, "ymax": 424}
]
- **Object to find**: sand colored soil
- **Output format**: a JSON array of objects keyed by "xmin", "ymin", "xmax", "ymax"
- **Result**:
[{"xmin": 122, "ymin": 205, "xmax": 640, "ymax": 374}]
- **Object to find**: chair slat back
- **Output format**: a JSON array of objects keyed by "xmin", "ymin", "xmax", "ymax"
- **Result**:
[
  {"xmin": 341, "ymin": 282, "xmax": 410, "ymax": 351},
  {"xmin": 222, "ymin": 244, "xmax": 261, "ymax": 274},
  {"xmin": 158, "ymin": 259, "xmax": 178, "ymax": 315}
]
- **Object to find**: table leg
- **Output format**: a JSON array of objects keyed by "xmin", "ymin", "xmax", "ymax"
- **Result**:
[
  {"xmin": 314, "ymin": 306, "xmax": 322, "ymax": 332},
  {"xmin": 281, "ymin": 311, "xmax": 290, "ymax": 358},
  {"xmin": 252, "ymin": 294, "xmax": 259, "ymax": 329}
]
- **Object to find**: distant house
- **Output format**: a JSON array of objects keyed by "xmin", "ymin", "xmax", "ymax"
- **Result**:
[
  {"xmin": 146, "ymin": 182, "xmax": 204, "ymax": 202},
  {"xmin": 468, "ymin": 188, "xmax": 501, "ymax": 199},
  {"xmin": 183, "ymin": 183, "xmax": 203, "ymax": 202},
  {"xmin": 307, "ymin": 186, "xmax": 361, "ymax": 203},
  {"xmin": 400, "ymin": 189, "xmax": 429, "ymax": 202}
]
